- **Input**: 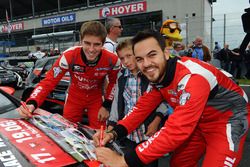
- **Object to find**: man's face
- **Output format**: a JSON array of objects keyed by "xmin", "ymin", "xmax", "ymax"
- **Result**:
[
  {"xmin": 81, "ymin": 35, "xmax": 103, "ymax": 61},
  {"xmin": 111, "ymin": 20, "xmax": 123, "ymax": 37},
  {"xmin": 134, "ymin": 37, "xmax": 168, "ymax": 83},
  {"xmin": 117, "ymin": 47, "xmax": 137, "ymax": 73},
  {"xmin": 194, "ymin": 38, "xmax": 203, "ymax": 47}
]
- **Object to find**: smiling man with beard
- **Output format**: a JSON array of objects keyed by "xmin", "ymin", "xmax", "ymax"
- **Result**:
[{"xmin": 93, "ymin": 30, "xmax": 250, "ymax": 167}]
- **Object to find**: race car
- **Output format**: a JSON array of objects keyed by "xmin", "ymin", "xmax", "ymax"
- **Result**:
[{"xmin": 0, "ymin": 89, "xmax": 123, "ymax": 167}]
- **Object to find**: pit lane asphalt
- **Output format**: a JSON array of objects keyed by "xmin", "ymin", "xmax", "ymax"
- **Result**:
[{"xmin": 15, "ymin": 86, "xmax": 250, "ymax": 167}]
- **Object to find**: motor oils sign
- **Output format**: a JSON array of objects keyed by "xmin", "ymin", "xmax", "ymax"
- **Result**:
[{"xmin": 99, "ymin": 1, "xmax": 147, "ymax": 18}]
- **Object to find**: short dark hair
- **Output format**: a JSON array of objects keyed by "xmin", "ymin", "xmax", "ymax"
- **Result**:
[
  {"xmin": 80, "ymin": 21, "xmax": 107, "ymax": 44},
  {"xmin": 131, "ymin": 30, "xmax": 166, "ymax": 54}
]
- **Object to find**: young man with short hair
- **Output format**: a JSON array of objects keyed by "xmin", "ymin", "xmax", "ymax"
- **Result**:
[{"xmin": 18, "ymin": 21, "xmax": 121, "ymax": 129}]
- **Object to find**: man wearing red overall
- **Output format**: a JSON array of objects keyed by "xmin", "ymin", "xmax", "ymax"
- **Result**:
[
  {"xmin": 18, "ymin": 21, "xmax": 120, "ymax": 129},
  {"xmin": 94, "ymin": 30, "xmax": 250, "ymax": 167}
]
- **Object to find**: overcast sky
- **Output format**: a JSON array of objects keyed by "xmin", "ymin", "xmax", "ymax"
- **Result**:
[{"xmin": 213, "ymin": 0, "xmax": 250, "ymax": 48}]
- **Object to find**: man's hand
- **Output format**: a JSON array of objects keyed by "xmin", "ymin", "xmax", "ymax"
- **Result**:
[
  {"xmin": 95, "ymin": 147, "xmax": 128, "ymax": 167},
  {"xmin": 98, "ymin": 106, "xmax": 109, "ymax": 122},
  {"xmin": 17, "ymin": 103, "xmax": 35, "ymax": 118},
  {"xmin": 145, "ymin": 116, "xmax": 161, "ymax": 137},
  {"xmin": 93, "ymin": 130, "xmax": 114, "ymax": 147}
]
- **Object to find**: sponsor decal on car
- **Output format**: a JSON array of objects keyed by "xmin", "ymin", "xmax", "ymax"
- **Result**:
[
  {"xmin": 0, "ymin": 118, "xmax": 76, "ymax": 166},
  {"xmin": 0, "ymin": 135, "xmax": 28, "ymax": 167}
]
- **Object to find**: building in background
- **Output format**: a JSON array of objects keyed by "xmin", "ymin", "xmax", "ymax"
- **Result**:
[{"xmin": 0, "ymin": 0, "xmax": 213, "ymax": 55}]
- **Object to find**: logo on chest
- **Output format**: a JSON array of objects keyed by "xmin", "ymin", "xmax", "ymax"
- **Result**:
[
  {"xmin": 179, "ymin": 90, "xmax": 190, "ymax": 105},
  {"xmin": 167, "ymin": 89, "xmax": 177, "ymax": 96},
  {"xmin": 72, "ymin": 65, "xmax": 85, "ymax": 73}
]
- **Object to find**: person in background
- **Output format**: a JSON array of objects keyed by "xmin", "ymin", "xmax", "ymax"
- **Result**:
[
  {"xmin": 244, "ymin": 44, "xmax": 250, "ymax": 79},
  {"xmin": 190, "ymin": 36, "xmax": 211, "ymax": 62},
  {"xmin": 29, "ymin": 46, "xmax": 45, "ymax": 59},
  {"xmin": 103, "ymin": 17, "xmax": 123, "ymax": 53},
  {"xmin": 230, "ymin": 47, "xmax": 243, "ymax": 79},
  {"xmin": 42, "ymin": 49, "xmax": 49, "ymax": 58},
  {"xmin": 213, "ymin": 41, "xmax": 221, "ymax": 58},
  {"xmin": 171, "ymin": 42, "xmax": 185, "ymax": 57},
  {"xmin": 49, "ymin": 48, "xmax": 55, "ymax": 57},
  {"xmin": 54, "ymin": 48, "xmax": 60, "ymax": 56},
  {"xmin": 93, "ymin": 30, "xmax": 250, "ymax": 167},
  {"xmin": 216, "ymin": 43, "xmax": 231, "ymax": 72},
  {"xmin": 17, "ymin": 21, "xmax": 121, "ymax": 129}
]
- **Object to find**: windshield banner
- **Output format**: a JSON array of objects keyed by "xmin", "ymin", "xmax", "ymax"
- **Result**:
[{"xmin": 0, "ymin": 118, "xmax": 76, "ymax": 167}]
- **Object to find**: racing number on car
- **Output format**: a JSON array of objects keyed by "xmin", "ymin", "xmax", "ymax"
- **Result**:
[
  {"xmin": 0, "ymin": 120, "xmax": 38, "ymax": 143},
  {"xmin": 31, "ymin": 153, "xmax": 56, "ymax": 164},
  {"xmin": 0, "ymin": 120, "xmax": 56, "ymax": 164}
]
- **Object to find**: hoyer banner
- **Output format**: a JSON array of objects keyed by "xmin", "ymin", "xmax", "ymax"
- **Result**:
[
  {"xmin": 0, "ymin": 22, "xmax": 24, "ymax": 33},
  {"xmin": 99, "ymin": 1, "xmax": 147, "ymax": 18}
]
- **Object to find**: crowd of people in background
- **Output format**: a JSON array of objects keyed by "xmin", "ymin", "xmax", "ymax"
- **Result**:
[
  {"xmin": 167, "ymin": 36, "xmax": 250, "ymax": 80},
  {"xmin": 213, "ymin": 42, "xmax": 250, "ymax": 79},
  {"xmin": 28, "ymin": 46, "xmax": 61, "ymax": 59}
]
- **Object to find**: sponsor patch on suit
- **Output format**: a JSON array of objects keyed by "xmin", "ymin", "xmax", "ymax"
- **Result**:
[{"xmin": 72, "ymin": 65, "xmax": 85, "ymax": 73}]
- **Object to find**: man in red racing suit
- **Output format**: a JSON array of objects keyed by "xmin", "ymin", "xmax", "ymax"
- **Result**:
[
  {"xmin": 94, "ymin": 30, "xmax": 250, "ymax": 167},
  {"xmin": 18, "ymin": 21, "xmax": 120, "ymax": 129}
]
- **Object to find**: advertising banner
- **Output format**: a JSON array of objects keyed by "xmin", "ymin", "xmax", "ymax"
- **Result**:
[
  {"xmin": 42, "ymin": 13, "xmax": 76, "ymax": 27},
  {"xmin": 99, "ymin": 1, "xmax": 147, "ymax": 18},
  {"xmin": 0, "ymin": 22, "xmax": 24, "ymax": 33}
]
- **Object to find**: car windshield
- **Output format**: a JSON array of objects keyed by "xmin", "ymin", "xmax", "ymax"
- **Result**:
[
  {"xmin": 0, "ymin": 93, "xmax": 20, "ymax": 118},
  {"xmin": 0, "ymin": 93, "xmax": 13, "ymax": 108}
]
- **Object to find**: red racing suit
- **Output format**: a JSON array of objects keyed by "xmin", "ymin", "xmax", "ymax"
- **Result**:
[
  {"xmin": 27, "ymin": 46, "xmax": 120, "ymax": 128},
  {"xmin": 112, "ymin": 57, "xmax": 250, "ymax": 167}
]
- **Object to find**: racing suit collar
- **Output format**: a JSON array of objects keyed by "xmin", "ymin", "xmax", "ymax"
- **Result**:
[
  {"xmin": 81, "ymin": 49, "xmax": 102, "ymax": 66},
  {"xmin": 153, "ymin": 56, "xmax": 178, "ymax": 89}
]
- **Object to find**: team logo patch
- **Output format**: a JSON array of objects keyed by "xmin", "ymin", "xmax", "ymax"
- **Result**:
[
  {"xmin": 60, "ymin": 62, "xmax": 68, "ymax": 68},
  {"xmin": 179, "ymin": 90, "xmax": 190, "ymax": 105},
  {"xmin": 177, "ymin": 84, "xmax": 185, "ymax": 91},
  {"xmin": 170, "ymin": 97, "xmax": 178, "ymax": 103},
  {"xmin": 168, "ymin": 89, "xmax": 177, "ymax": 96},
  {"xmin": 96, "ymin": 67, "xmax": 111, "ymax": 71},
  {"xmin": 59, "ymin": 54, "xmax": 69, "ymax": 69},
  {"xmin": 72, "ymin": 65, "xmax": 85, "ymax": 73},
  {"xmin": 53, "ymin": 67, "xmax": 62, "ymax": 78}
]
